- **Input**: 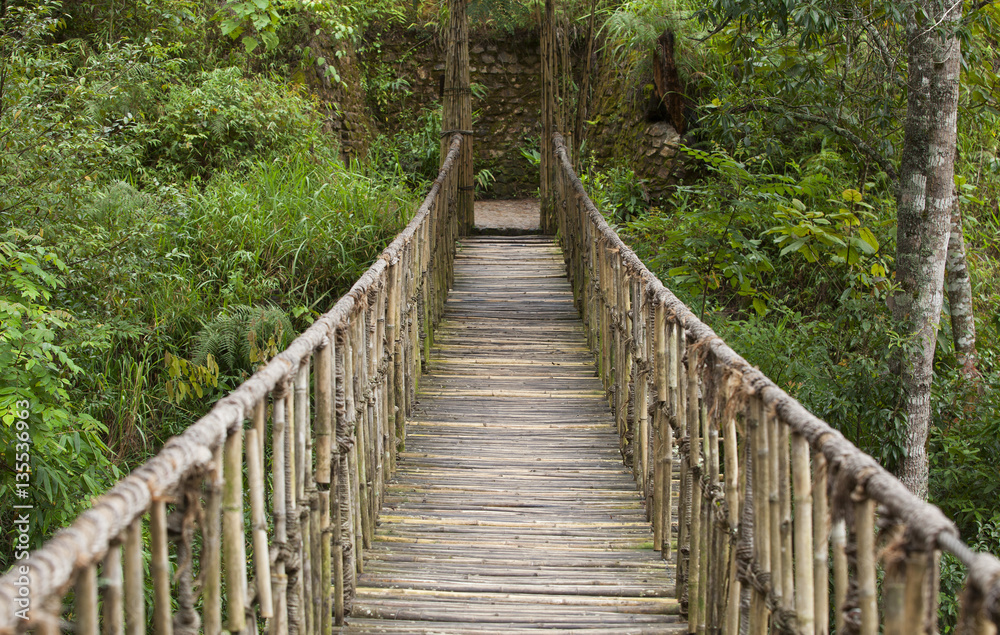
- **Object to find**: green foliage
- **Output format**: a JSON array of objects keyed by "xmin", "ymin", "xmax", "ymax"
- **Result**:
[
  {"xmin": 0, "ymin": 231, "xmax": 118, "ymax": 569},
  {"xmin": 149, "ymin": 67, "xmax": 319, "ymax": 179},
  {"xmin": 367, "ymin": 106, "xmax": 443, "ymax": 187},
  {"xmin": 192, "ymin": 304, "xmax": 293, "ymax": 374},
  {"xmin": 213, "ymin": 0, "xmax": 284, "ymax": 54}
]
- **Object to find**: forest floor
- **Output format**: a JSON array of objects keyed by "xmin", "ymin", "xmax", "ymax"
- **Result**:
[{"xmin": 474, "ymin": 199, "xmax": 540, "ymax": 232}]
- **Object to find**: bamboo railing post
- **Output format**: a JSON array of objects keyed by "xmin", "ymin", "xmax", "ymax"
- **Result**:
[
  {"xmin": 124, "ymin": 518, "xmax": 145, "ymax": 635},
  {"xmin": 102, "ymin": 545, "xmax": 124, "ymax": 635},
  {"xmin": 832, "ymin": 516, "xmax": 848, "ymax": 633},
  {"xmin": 813, "ymin": 452, "xmax": 830, "ymax": 635},
  {"xmin": 333, "ymin": 326, "xmax": 348, "ymax": 625},
  {"xmin": 653, "ymin": 302, "xmax": 668, "ymax": 552},
  {"xmin": 75, "ymin": 563, "xmax": 98, "ymax": 635},
  {"xmin": 791, "ymin": 432, "xmax": 815, "ymax": 635},
  {"xmin": 767, "ymin": 409, "xmax": 783, "ymax": 607},
  {"xmin": 687, "ymin": 350, "xmax": 702, "ymax": 633},
  {"xmin": 150, "ymin": 499, "xmax": 172, "ymax": 635},
  {"xmin": 222, "ymin": 425, "xmax": 247, "ymax": 633},
  {"xmin": 857, "ymin": 497, "xmax": 878, "ymax": 635},
  {"xmin": 272, "ymin": 385, "xmax": 289, "ymax": 635},
  {"xmin": 315, "ymin": 337, "xmax": 334, "ymax": 635},
  {"xmin": 246, "ymin": 427, "xmax": 274, "ymax": 619},
  {"xmin": 724, "ymin": 413, "xmax": 740, "ymax": 635},
  {"xmin": 779, "ymin": 420, "xmax": 794, "ymax": 610},
  {"xmin": 751, "ymin": 397, "xmax": 770, "ymax": 635}
]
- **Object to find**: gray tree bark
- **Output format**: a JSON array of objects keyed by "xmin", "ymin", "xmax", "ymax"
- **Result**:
[
  {"xmin": 945, "ymin": 193, "xmax": 979, "ymax": 379},
  {"xmin": 892, "ymin": 0, "xmax": 962, "ymax": 500}
]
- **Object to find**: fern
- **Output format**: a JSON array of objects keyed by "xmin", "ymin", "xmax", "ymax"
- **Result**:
[{"xmin": 192, "ymin": 304, "xmax": 293, "ymax": 375}]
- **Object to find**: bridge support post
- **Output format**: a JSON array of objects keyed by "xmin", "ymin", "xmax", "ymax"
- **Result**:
[{"xmin": 442, "ymin": 0, "xmax": 473, "ymax": 235}]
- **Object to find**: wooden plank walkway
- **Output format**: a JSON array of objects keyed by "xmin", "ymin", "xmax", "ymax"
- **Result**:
[{"xmin": 340, "ymin": 236, "xmax": 682, "ymax": 634}]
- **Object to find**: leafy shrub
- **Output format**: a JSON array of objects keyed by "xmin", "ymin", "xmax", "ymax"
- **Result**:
[
  {"xmin": 0, "ymin": 231, "xmax": 118, "ymax": 570},
  {"xmin": 149, "ymin": 67, "xmax": 320, "ymax": 179}
]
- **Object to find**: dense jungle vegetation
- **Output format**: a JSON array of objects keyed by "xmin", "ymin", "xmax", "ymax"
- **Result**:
[{"xmin": 1, "ymin": 0, "xmax": 998, "ymax": 624}]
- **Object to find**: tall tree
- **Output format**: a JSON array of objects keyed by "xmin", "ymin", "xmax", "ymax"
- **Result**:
[{"xmin": 891, "ymin": 0, "xmax": 963, "ymax": 499}]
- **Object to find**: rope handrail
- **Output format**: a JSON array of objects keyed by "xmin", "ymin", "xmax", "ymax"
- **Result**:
[
  {"xmin": 0, "ymin": 135, "xmax": 465, "ymax": 634},
  {"xmin": 550, "ymin": 130, "xmax": 1000, "ymax": 635}
]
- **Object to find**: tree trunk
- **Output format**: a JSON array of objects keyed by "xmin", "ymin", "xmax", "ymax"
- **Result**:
[
  {"xmin": 891, "ymin": 0, "xmax": 962, "ymax": 500},
  {"xmin": 945, "ymin": 191, "xmax": 979, "ymax": 380}
]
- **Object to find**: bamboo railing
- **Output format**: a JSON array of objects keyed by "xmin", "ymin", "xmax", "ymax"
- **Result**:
[
  {"xmin": 0, "ymin": 135, "xmax": 465, "ymax": 635},
  {"xmin": 551, "ymin": 132, "xmax": 1000, "ymax": 635}
]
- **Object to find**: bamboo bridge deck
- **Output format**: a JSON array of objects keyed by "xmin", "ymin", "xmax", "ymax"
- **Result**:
[{"xmin": 340, "ymin": 236, "xmax": 683, "ymax": 634}]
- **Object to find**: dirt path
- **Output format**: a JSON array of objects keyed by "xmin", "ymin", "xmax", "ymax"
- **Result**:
[{"xmin": 474, "ymin": 199, "xmax": 540, "ymax": 232}]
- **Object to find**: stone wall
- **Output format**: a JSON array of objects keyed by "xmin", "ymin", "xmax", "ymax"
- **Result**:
[
  {"xmin": 352, "ymin": 27, "xmax": 683, "ymax": 200},
  {"xmin": 363, "ymin": 28, "xmax": 543, "ymax": 199}
]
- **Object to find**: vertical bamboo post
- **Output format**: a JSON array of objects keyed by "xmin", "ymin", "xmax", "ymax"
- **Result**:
[
  {"xmin": 767, "ymin": 410, "xmax": 783, "ymax": 606},
  {"xmin": 295, "ymin": 360, "xmax": 309, "ymax": 503},
  {"xmin": 832, "ymin": 518, "xmax": 848, "ymax": 634},
  {"xmin": 724, "ymin": 415, "xmax": 740, "ymax": 635},
  {"xmin": 856, "ymin": 497, "xmax": 878, "ymax": 635},
  {"xmin": 442, "ymin": 0, "xmax": 473, "ymax": 234},
  {"xmin": 150, "ymin": 499, "xmax": 172, "ymax": 635},
  {"xmin": 779, "ymin": 420, "xmax": 794, "ymax": 610},
  {"xmin": 123, "ymin": 518, "xmax": 145, "ymax": 635},
  {"xmin": 102, "ymin": 545, "xmax": 124, "ymax": 635},
  {"xmin": 687, "ymin": 351, "xmax": 702, "ymax": 634},
  {"xmin": 792, "ymin": 432, "xmax": 815, "ymax": 635},
  {"xmin": 540, "ymin": 0, "xmax": 556, "ymax": 232},
  {"xmin": 223, "ymin": 425, "xmax": 247, "ymax": 632},
  {"xmin": 813, "ymin": 452, "xmax": 830, "ymax": 635},
  {"xmin": 272, "ymin": 387, "xmax": 289, "ymax": 635},
  {"xmin": 653, "ymin": 302, "xmax": 667, "ymax": 552},
  {"xmin": 253, "ymin": 397, "xmax": 267, "ymax": 470},
  {"xmin": 700, "ymin": 398, "xmax": 714, "ymax": 635},
  {"xmin": 246, "ymin": 427, "xmax": 274, "ymax": 619},
  {"xmin": 662, "ymin": 319, "xmax": 679, "ymax": 560},
  {"xmin": 316, "ymin": 338, "xmax": 334, "ymax": 635},
  {"xmin": 902, "ymin": 551, "xmax": 935, "ymax": 635},
  {"xmin": 75, "ymin": 563, "xmax": 98, "ymax": 635},
  {"xmin": 316, "ymin": 341, "xmax": 333, "ymax": 487},
  {"xmin": 320, "ymin": 488, "xmax": 333, "ymax": 635},
  {"xmin": 751, "ymin": 397, "xmax": 770, "ymax": 635}
]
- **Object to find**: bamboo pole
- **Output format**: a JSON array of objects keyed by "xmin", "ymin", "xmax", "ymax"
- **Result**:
[
  {"xmin": 76, "ymin": 563, "xmax": 98, "ymax": 635},
  {"xmin": 653, "ymin": 302, "xmax": 667, "ymax": 551},
  {"xmin": 751, "ymin": 397, "xmax": 770, "ymax": 635},
  {"xmin": 223, "ymin": 426, "xmax": 247, "ymax": 632},
  {"xmin": 441, "ymin": 0, "xmax": 473, "ymax": 234},
  {"xmin": 767, "ymin": 409, "xmax": 783, "ymax": 606},
  {"xmin": 832, "ymin": 518, "xmax": 848, "ymax": 634},
  {"xmin": 272, "ymin": 388, "xmax": 289, "ymax": 635},
  {"xmin": 124, "ymin": 518, "xmax": 145, "ymax": 635},
  {"xmin": 813, "ymin": 452, "xmax": 830, "ymax": 635},
  {"xmin": 295, "ymin": 360, "xmax": 310, "ymax": 503},
  {"xmin": 779, "ymin": 420, "xmax": 794, "ymax": 610},
  {"xmin": 150, "ymin": 499, "xmax": 172, "ymax": 635},
  {"xmin": 102, "ymin": 544, "xmax": 124, "ymax": 635},
  {"xmin": 246, "ymin": 427, "xmax": 274, "ymax": 619},
  {"xmin": 791, "ymin": 432, "xmax": 815, "ymax": 635},
  {"xmin": 320, "ymin": 488, "xmax": 333, "ymax": 635},
  {"xmin": 856, "ymin": 498, "xmax": 878, "ymax": 635},
  {"xmin": 699, "ymin": 398, "xmax": 713, "ymax": 635},
  {"xmin": 687, "ymin": 351, "xmax": 702, "ymax": 634},
  {"xmin": 903, "ymin": 551, "xmax": 933, "ymax": 635},
  {"xmin": 203, "ymin": 450, "xmax": 224, "ymax": 633},
  {"xmin": 724, "ymin": 414, "xmax": 740, "ymax": 635},
  {"xmin": 316, "ymin": 341, "xmax": 333, "ymax": 486}
]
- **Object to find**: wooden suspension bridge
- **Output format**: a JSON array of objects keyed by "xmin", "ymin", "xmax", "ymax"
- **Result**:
[{"xmin": 2, "ymin": 2, "xmax": 1000, "ymax": 634}]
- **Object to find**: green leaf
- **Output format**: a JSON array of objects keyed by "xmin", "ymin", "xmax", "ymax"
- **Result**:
[
  {"xmin": 243, "ymin": 35, "xmax": 260, "ymax": 54},
  {"xmin": 858, "ymin": 227, "xmax": 879, "ymax": 254},
  {"xmin": 752, "ymin": 297, "xmax": 767, "ymax": 316},
  {"xmin": 841, "ymin": 188, "xmax": 863, "ymax": 203}
]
